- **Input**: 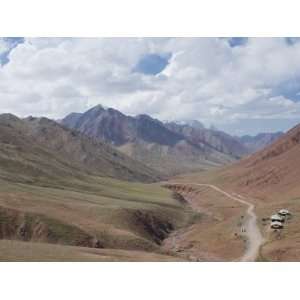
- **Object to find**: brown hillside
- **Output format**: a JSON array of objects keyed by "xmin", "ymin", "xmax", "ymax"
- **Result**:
[
  {"xmin": 220, "ymin": 123, "xmax": 300, "ymax": 200},
  {"xmin": 0, "ymin": 114, "xmax": 161, "ymax": 184},
  {"xmin": 170, "ymin": 124, "xmax": 300, "ymax": 261}
]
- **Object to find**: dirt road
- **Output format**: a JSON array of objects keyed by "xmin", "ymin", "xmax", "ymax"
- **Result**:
[{"xmin": 170, "ymin": 183, "xmax": 264, "ymax": 262}]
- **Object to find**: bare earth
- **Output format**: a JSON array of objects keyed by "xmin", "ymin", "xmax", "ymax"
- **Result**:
[
  {"xmin": 164, "ymin": 182, "xmax": 264, "ymax": 261},
  {"xmin": 193, "ymin": 185, "xmax": 265, "ymax": 261}
]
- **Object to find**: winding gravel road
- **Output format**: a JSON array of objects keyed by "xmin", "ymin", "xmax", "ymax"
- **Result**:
[{"xmin": 171, "ymin": 183, "xmax": 264, "ymax": 262}]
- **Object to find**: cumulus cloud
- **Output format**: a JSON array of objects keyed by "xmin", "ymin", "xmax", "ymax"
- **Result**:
[{"xmin": 0, "ymin": 37, "xmax": 300, "ymax": 134}]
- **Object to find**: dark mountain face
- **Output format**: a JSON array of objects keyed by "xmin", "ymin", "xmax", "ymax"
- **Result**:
[
  {"xmin": 61, "ymin": 112, "xmax": 83, "ymax": 128},
  {"xmin": 73, "ymin": 106, "xmax": 135, "ymax": 145},
  {"xmin": 134, "ymin": 115, "xmax": 184, "ymax": 146},
  {"xmin": 62, "ymin": 105, "xmax": 238, "ymax": 175},
  {"xmin": 65, "ymin": 105, "xmax": 184, "ymax": 147},
  {"xmin": 238, "ymin": 132, "xmax": 284, "ymax": 153},
  {"xmin": 0, "ymin": 114, "xmax": 162, "ymax": 184}
]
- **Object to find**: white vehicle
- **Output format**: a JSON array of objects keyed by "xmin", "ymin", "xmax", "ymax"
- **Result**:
[
  {"xmin": 270, "ymin": 214, "xmax": 284, "ymax": 223},
  {"xmin": 278, "ymin": 209, "xmax": 290, "ymax": 216},
  {"xmin": 271, "ymin": 221, "xmax": 283, "ymax": 229}
]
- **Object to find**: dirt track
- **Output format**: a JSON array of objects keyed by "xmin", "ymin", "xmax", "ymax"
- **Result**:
[{"xmin": 170, "ymin": 183, "xmax": 264, "ymax": 262}]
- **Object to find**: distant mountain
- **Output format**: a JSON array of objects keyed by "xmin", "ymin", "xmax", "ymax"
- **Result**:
[
  {"xmin": 62, "ymin": 105, "xmax": 237, "ymax": 175},
  {"xmin": 165, "ymin": 122, "xmax": 282, "ymax": 155},
  {"xmin": 0, "ymin": 114, "xmax": 161, "ymax": 184},
  {"xmin": 60, "ymin": 112, "xmax": 83, "ymax": 128},
  {"xmin": 62, "ymin": 105, "xmax": 184, "ymax": 147},
  {"xmin": 238, "ymin": 132, "xmax": 284, "ymax": 153},
  {"xmin": 165, "ymin": 122, "xmax": 249, "ymax": 158}
]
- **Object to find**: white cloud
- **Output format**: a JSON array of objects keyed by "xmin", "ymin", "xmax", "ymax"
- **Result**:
[{"xmin": 1, "ymin": 37, "xmax": 300, "ymax": 134}]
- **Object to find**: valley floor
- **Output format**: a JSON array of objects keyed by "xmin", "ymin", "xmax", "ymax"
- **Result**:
[
  {"xmin": 162, "ymin": 182, "xmax": 264, "ymax": 261},
  {"xmin": 1, "ymin": 169, "xmax": 298, "ymax": 262}
]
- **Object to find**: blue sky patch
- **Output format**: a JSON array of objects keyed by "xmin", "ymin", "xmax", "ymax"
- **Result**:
[
  {"xmin": 134, "ymin": 53, "xmax": 171, "ymax": 75},
  {"xmin": 285, "ymin": 37, "xmax": 300, "ymax": 46},
  {"xmin": 228, "ymin": 37, "xmax": 248, "ymax": 47},
  {"xmin": 0, "ymin": 37, "xmax": 24, "ymax": 66},
  {"xmin": 271, "ymin": 77, "xmax": 300, "ymax": 102}
]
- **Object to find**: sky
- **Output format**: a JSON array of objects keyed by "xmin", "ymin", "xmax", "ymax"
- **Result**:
[{"xmin": 1, "ymin": 37, "xmax": 300, "ymax": 136}]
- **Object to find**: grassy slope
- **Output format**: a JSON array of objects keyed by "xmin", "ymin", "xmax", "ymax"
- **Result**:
[
  {"xmin": 0, "ymin": 114, "xmax": 195, "ymax": 261},
  {"xmin": 0, "ymin": 240, "xmax": 184, "ymax": 262},
  {"xmin": 0, "ymin": 175, "xmax": 194, "ymax": 261}
]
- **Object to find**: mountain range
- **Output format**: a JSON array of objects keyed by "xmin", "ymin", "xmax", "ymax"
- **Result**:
[
  {"xmin": 62, "ymin": 105, "xmax": 278, "ymax": 175},
  {"xmin": 62, "ymin": 105, "xmax": 283, "ymax": 175},
  {"xmin": 237, "ymin": 132, "xmax": 283, "ymax": 152},
  {"xmin": 0, "ymin": 113, "xmax": 161, "ymax": 185}
]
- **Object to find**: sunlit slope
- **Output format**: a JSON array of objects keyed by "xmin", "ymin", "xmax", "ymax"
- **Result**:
[{"xmin": 216, "ymin": 122, "xmax": 300, "ymax": 201}]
